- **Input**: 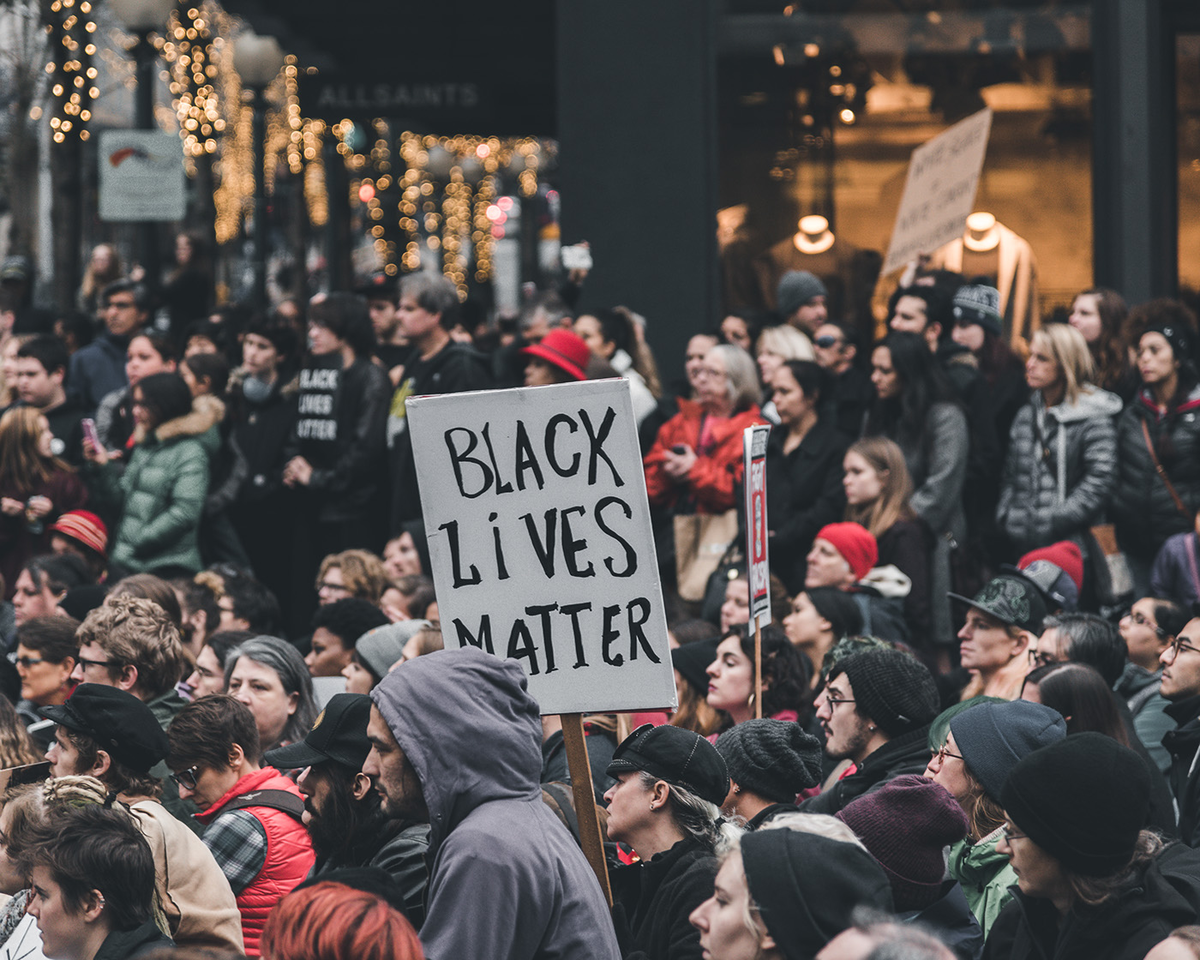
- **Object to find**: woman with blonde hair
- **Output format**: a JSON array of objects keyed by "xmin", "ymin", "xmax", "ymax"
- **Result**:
[
  {"xmin": 842, "ymin": 435, "xmax": 933, "ymax": 643},
  {"xmin": 0, "ymin": 407, "xmax": 87, "ymax": 598},
  {"xmin": 998, "ymin": 323, "xmax": 1122, "ymax": 555},
  {"xmin": 755, "ymin": 325, "xmax": 814, "ymax": 421}
]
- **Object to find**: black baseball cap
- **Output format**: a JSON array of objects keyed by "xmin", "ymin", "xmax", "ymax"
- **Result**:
[
  {"xmin": 263, "ymin": 693, "xmax": 372, "ymax": 771},
  {"xmin": 40, "ymin": 684, "xmax": 169, "ymax": 775},
  {"xmin": 606, "ymin": 723, "xmax": 729, "ymax": 807},
  {"xmin": 948, "ymin": 575, "xmax": 1047, "ymax": 634}
]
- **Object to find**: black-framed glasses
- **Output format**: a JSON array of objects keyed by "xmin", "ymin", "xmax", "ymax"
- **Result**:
[
  {"xmin": 824, "ymin": 693, "xmax": 856, "ymax": 710},
  {"xmin": 1000, "ymin": 824, "xmax": 1027, "ymax": 842},
  {"xmin": 1165, "ymin": 637, "xmax": 1200, "ymax": 661},
  {"xmin": 930, "ymin": 743, "xmax": 964, "ymax": 764},
  {"xmin": 171, "ymin": 765, "xmax": 200, "ymax": 790},
  {"xmin": 75, "ymin": 657, "xmax": 116, "ymax": 671}
]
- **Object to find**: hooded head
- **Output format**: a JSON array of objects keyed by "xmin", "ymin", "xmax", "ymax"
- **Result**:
[{"xmin": 369, "ymin": 647, "xmax": 543, "ymax": 846}]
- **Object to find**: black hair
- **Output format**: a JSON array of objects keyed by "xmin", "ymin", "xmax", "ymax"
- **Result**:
[
  {"xmin": 205, "ymin": 630, "xmax": 256, "ymax": 672},
  {"xmin": 309, "ymin": 293, "xmax": 377, "ymax": 359},
  {"xmin": 1044, "ymin": 612, "xmax": 1128, "ymax": 687},
  {"xmin": 53, "ymin": 312, "xmax": 95, "ymax": 351},
  {"xmin": 222, "ymin": 574, "xmax": 281, "ymax": 634},
  {"xmin": 591, "ymin": 309, "xmax": 634, "ymax": 357},
  {"xmin": 244, "ymin": 315, "xmax": 300, "ymax": 362},
  {"xmin": 21, "ymin": 803, "xmax": 156, "ymax": 932},
  {"xmin": 866, "ymin": 331, "xmax": 959, "ymax": 448},
  {"xmin": 804, "ymin": 587, "xmax": 865, "ymax": 641},
  {"xmin": 889, "ymin": 284, "xmax": 953, "ymax": 336},
  {"xmin": 183, "ymin": 350, "xmax": 230, "ymax": 397},
  {"xmin": 399, "ymin": 273, "xmax": 461, "ymax": 330},
  {"xmin": 1023, "ymin": 661, "xmax": 1129, "ymax": 745},
  {"xmin": 102, "ymin": 279, "xmax": 153, "ymax": 314},
  {"xmin": 311, "ymin": 598, "xmax": 391, "ymax": 648},
  {"xmin": 779, "ymin": 359, "xmax": 825, "ymax": 403},
  {"xmin": 130, "ymin": 329, "xmax": 179, "ymax": 365},
  {"xmin": 670, "ymin": 619, "xmax": 720, "ymax": 645},
  {"xmin": 25, "ymin": 553, "xmax": 92, "ymax": 594},
  {"xmin": 16, "ymin": 335, "xmax": 68, "ymax": 377},
  {"xmin": 15, "ymin": 616, "xmax": 79, "ymax": 662},
  {"xmin": 1150, "ymin": 598, "xmax": 1190, "ymax": 639},
  {"xmin": 133, "ymin": 372, "xmax": 193, "ymax": 429}
]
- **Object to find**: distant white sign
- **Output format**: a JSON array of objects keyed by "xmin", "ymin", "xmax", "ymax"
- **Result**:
[
  {"xmin": 743, "ymin": 424, "xmax": 771, "ymax": 629},
  {"xmin": 98, "ymin": 131, "xmax": 185, "ymax": 222},
  {"xmin": 408, "ymin": 380, "xmax": 677, "ymax": 715},
  {"xmin": 882, "ymin": 108, "xmax": 993, "ymax": 274}
]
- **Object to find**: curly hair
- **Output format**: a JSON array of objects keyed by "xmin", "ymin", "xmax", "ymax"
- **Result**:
[
  {"xmin": 76, "ymin": 596, "xmax": 189, "ymax": 698},
  {"xmin": 316, "ymin": 551, "xmax": 389, "ymax": 604},
  {"xmin": 723, "ymin": 624, "xmax": 812, "ymax": 724}
]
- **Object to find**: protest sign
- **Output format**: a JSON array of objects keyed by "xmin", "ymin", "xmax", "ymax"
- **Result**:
[
  {"xmin": 882, "ymin": 107, "xmax": 993, "ymax": 274},
  {"xmin": 407, "ymin": 379, "xmax": 677, "ymax": 716},
  {"xmin": 743, "ymin": 424, "xmax": 772, "ymax": 630}
]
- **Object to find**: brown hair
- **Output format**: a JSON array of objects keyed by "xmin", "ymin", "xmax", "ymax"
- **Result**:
[
  {"xmin": 168, "ymin": 694, "xmax": 261, "ymax": 770},
  {"xmin": 317, "ymin": 550, "xmax": 389, "ymax": 604},
  {"xmin": 77, "ymin": 596, "xmax": 188, "ymax": 699},
  {"xmin": 0, "ymin": 407, "xmax": 73, "ymax": 493},
  {"xmin": 107, "ymin": 574, "xmax": 184, "ymax": 631},
  {"xmin": 0, "ymin": 696, "xmax": 44, "ymax": 768},
  {"xmin": 843, "ymin": 437, "xmax": 916, "ymax": 538},
  {"xmin": 60, "ymin": 727, "xmax": 162, "ymax": 800}
]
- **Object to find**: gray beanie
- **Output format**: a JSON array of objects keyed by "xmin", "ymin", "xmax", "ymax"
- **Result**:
[
  {"xmin": 777, "ymin": 270, "xmax": 827, "ymax": 317},
  {"xmin": 949, "ymin": 699, "xmax": 1066, "ymax": 802},
  {"xmin": 951, "ymin": 284, "xmax": 1002, "ymax": 337},
  {"xmin": 715, "ymin": 719, "xmax": 823, "ymax": 803},
  {"xmin": 355, "ymin": 620, "xmax": 431, "ymax": 680}
]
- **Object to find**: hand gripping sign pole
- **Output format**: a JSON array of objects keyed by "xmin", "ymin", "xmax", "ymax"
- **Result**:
[
  {"xmin": 407, "ymin": 379, "xmax": 677, "ymax": 906},
  {"xmin": 743, "ymin": 424, "xmax": 772, "ymax": 719}
]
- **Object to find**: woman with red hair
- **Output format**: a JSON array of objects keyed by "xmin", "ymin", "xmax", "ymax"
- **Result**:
[{"xmin": 261, "ymin": 882, "xmax": 424, "ymax": 960}]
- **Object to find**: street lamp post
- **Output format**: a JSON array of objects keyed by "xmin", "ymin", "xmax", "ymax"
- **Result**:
[
  {"xmin": 110, "ymin": 0, "xmax": 175, "ymax": 293},
  {"xmin": 232, "ymin": 30, "xmax": 286, "ymax": 313}
]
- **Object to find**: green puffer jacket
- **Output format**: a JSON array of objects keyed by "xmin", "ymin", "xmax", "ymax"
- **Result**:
[
  {"xmin": 90, "ymin": 399, "xmax": 218, "ymax": 574},
  {"xmin": 949, "ymin": 826, "xmax": 1018, "ymax": 938}
]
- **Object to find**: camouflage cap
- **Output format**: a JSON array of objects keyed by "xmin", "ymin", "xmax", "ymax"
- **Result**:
[{"xmin": 948, "ymin": 575, "xmax": 1047, "ymax": 634}]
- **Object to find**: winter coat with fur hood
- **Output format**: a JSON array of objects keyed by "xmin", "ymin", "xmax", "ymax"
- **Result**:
[{"xmin": 89, "ymin": 396, "xmax": 218, "ymax": 573}]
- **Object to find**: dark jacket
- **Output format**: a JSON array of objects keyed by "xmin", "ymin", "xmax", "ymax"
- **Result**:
[
  {"xmin": 69, "ymin": 332, "xmax": 130, "ymax": 414},
  {"xmin": 799, "ymin": 724, "xmax": 933, "ymax": 816},
  {"xmin": 283, "ymin": 356, "xmax": 390, "ymax": 523},
  {"xmin": 765, "ymin": 419, "xmax": 850, "ymax": 593},
  {"xmin": 1116, "ymin": 662, "xmax": 1175, "ymax": 776},
  {"xmin": 1113, "ymin": 387, "xmax": 1200, "ymax": 561},
  {"xmin": 877, "ymin": 518, "xmax": 934, "ymax": 645},
  {"xmin": 313, "ymin": 816, "xmax": 431, "ymax": 928},
  {"xmin": 610, "ymin": 836, "xmax": 718, "ymax": 960},
  {"xmin": 981, "ymin": 842, "xmax": 1200, "ymax": 960},
  {"xmin": 388, "ymin": 341, "xmax": 494, "ymax": 530},
  {"xmin": 217, "ymin": 367, "xmax": 299, "ymax": 508},
  {"xmin": 899, "ymin": 880, "xmax": 983, "ymax": 960},
  {"xmin": 93, "ymin": 919, "xmax": 174, "ymax": 960},
  {"xmin": 0, "ymin": 468, "xmax": 87, "ymax": 601},
  {"xmin": 1163, "ymin": 694, "xmax": 1200, "ymax": 845}
]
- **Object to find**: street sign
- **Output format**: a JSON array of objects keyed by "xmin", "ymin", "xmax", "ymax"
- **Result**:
[{"xmin": 98, "ymin": 131, "xmax": 185, "ymax": 223}]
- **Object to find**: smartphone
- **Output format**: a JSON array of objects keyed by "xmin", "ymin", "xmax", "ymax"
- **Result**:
[
  {"xmin": 671, "ymin": 445, "xmax": 688, "ymax": 455},
  {"xmin": 561, "ymin": 243, "xmax": 593, "ymax": 272},
  {"xmin": 81, "ymin": 418, "xmax": 100, "ymax": 449}
]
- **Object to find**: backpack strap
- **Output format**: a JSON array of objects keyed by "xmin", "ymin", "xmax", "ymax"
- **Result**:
[{"xmin": 221, "ymin": 789, "xmax": 305, "ymax": 823}]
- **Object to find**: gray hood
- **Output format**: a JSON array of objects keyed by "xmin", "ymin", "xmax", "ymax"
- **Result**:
[
  {"xmin": 1044, "ymin": 386, "xmax": 1123, "ymax": 424},
  {"xmin": 370, "ymin": 647, "xmax": 543, "ymax": 850}
]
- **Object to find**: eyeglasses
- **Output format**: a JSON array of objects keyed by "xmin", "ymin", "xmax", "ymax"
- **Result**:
[
  {"xmin": 1164, "ymin": 637, "xmax": 1200, "ymax": 661},
  {"xmin": 1127, "ymin": 611, "xmax": 1167, "ymax": 638},
  {"xmin": 1027, "ymin": 649, "xmax": 1060, "ymax": 668},
  {"xmin": 930, "ymin": 743, "xmax": 964, "ymax": 764},
  {"xmin": 7, "ymin": 653, "xmax": 46, "ymax": 669},
  {"xmin": 315, "ymin": 581, "xmax": 351, "ymax": 594},
  {"xmin": 814, "ymin": 335, "xmax": 844, "ymax": 349},
  {"xmin": 824, "ymin": 693, "xmax": 856, "ymax": 710},
  {"xmin": 171, "ymin": 765, "xmax": 200, "ymax": 790},
  {"xmin": 75, "ymin": 657, "xmax": 116, "ymax": 671},
  {"xmin": 999, "ymin": 824, "xmax": 1027, "ymax": 842}
]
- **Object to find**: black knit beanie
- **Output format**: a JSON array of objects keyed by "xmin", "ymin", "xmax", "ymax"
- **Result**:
[
  {"xmin": 831, "ymin": 649, "xmax": 939, "ymax": 737},
  {"xmin": 715, "ymin": 719, "xmax": 823, "ymax": 803},
  {"xmin": 1000, "ymin": 732, "xmax": 1150, "ymax": 877},
  {"xmin": 742, "ymin": 829, "xmax": 893, "ymax": 960},
  {"xmin": 671, "ymin": 640, "xmax": 720, "ymax": 699}
]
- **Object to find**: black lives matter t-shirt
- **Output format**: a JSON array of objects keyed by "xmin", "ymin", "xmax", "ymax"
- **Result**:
[{"xmin": 295, "ymin": 355, "xmax": 343, "ymax": 451}]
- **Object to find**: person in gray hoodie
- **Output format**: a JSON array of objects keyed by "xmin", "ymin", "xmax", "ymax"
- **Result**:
[{"xmin": 365, "ymin": 646, "xmax": 621, "ymax": 960}]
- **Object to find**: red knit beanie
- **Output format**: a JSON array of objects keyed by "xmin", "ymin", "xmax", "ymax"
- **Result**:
[{"xmin": 815, "ymin": 522, "xmax": 878, "ymax": 581}]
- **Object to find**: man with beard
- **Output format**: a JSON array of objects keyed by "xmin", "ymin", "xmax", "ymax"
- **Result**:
[{"xmin": 264, "ymin": 692, "xmax": 429, "ymax": 927}]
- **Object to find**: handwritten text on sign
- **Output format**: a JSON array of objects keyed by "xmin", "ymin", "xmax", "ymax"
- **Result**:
[
  {"xmin": 407, "ymin": 380, "xmax": 676, "ymax": 715},
  {"xmin": 882, "ymin": 107, "xmax": 993, "ymax": 274}
]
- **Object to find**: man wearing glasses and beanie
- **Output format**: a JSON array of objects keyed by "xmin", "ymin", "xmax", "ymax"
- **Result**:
[{"xmin": 1160, "ymin": 614, "xmax": 1200, "ymax": 845}]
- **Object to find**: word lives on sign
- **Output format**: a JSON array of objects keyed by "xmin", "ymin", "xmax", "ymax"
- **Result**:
[{"xmin": 408, "ymin": 380, "xmax": 676, "ymax": 715}]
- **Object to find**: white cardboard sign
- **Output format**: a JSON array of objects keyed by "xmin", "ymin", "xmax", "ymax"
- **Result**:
[
  {"xmin": 407, "ymin": 379, "xmax": 677, "ymax": 715},
  {"xmin": 98, "ymin": 131, "xmax": 186, "ymax": 223},
  {"xmin": 882, "ymin": 108, "xmax": 993, "ymax": 275}
]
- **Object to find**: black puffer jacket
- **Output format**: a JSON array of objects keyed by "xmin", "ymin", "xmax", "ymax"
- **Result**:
[{"xmin": 1113, "ymin": 386, "xmax": 1200, "ymax": 561}]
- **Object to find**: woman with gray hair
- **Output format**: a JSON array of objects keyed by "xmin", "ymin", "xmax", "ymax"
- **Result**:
[
  {"xmin": 224, "ymin": 636, "xmax": 318, "ymax": 753},
  {"xmin": 644, "ymin": 343, "xmax": 765, "ymax": 515}
]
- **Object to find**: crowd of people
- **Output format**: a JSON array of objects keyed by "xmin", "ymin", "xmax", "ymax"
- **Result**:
[{"xmin": 3, "ymin": 253, "xmax": 1200, "ymax": 960}]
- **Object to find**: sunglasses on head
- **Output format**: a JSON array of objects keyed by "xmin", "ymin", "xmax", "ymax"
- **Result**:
[{"xmin": 814, "ymin": 335, "xmax": 843, "ymax": 348}]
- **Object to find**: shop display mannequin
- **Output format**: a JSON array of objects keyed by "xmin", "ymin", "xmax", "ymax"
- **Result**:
[{"xmin": 930, "ymin": 212, "xmax": 1040, "ymax": 347}]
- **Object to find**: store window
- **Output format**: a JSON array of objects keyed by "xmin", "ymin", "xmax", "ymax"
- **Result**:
[
  {"xmin": 1179, "ymin": 32, "xmax": 1200, "ymax": 297},
  {"xmin": 718, "ymin": 2, "xmax": 1093, "ymax": 345}
]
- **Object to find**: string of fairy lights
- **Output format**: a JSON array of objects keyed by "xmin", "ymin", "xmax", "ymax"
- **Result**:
[{"xmin": 34, "ymin": 4, "xmax": 551, "ymax": 293}]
